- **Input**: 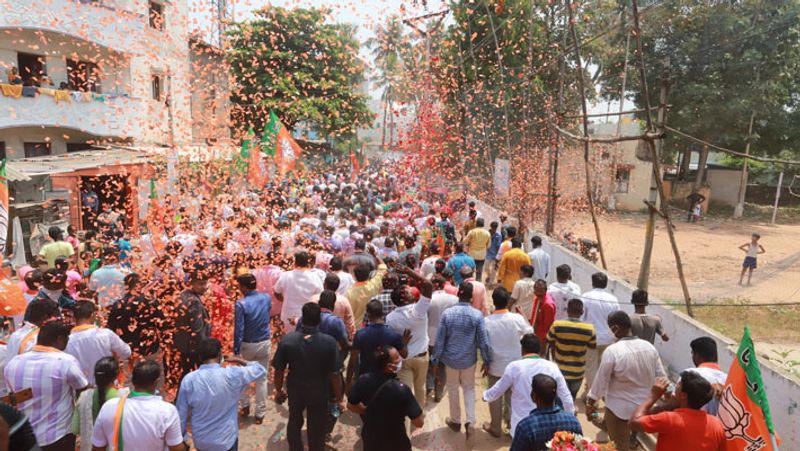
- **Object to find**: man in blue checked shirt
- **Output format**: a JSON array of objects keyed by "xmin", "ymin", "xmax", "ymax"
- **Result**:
[
  {"xmin": 177, "ymin": 338, "xmax": 267, "ymax": 451},
  {"xmin": 234, "ymin": 273, "xmax": 272, "ymax": 423},
  {"xmin": 510, "ymin": 374, "xmax": 582, "ymax": 451},
  {"xmin": 432, "ymin": 281, "xmax": 492, "ymax": 438}
]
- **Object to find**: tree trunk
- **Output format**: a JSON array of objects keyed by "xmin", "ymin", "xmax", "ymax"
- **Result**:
[
  {"xmin": 388, "ymin": 100, "xmax": 395, "ymax": 147},
  {"xmin": 694, "ymin": 144, "xmax": 709, "ymax": 188},
  {"xmin": 381, "ymin": 100, "xmax": 388, "ymax": 150},
  {"xmin": 679, "ymin": 147, "xmax": 692, "ymax": 181}
]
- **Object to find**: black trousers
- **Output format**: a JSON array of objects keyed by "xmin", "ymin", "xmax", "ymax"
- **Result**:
[
  {"xmin": 474, "ymin": 259, "xmax": 485, "ymax": 281},
  {"xmin": 287, "ymin": 390, "xmax": 328, "ymax": 451},
  {"xmin": 41, "ymin": 433, "xmax": 75, "ymax": 451}
]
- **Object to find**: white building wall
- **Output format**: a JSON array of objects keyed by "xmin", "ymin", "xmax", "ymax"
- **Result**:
[{"xmin": 0, "ymin": 0, "xmax": 193, "ymax": 149}]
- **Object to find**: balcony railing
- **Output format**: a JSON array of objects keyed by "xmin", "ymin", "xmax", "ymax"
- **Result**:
[
  {"xmin": 0, "ymin": 85, "xmax": 143, "ymax": 139},
  {"xmin": 0, "ymin": 0, "xmax": 146, "ymax": 55}
]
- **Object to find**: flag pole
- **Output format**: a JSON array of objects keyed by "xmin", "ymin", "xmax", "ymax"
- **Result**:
[{"xmin": 770, "ymin": 434, "xmax": 780, "ymax": 451}]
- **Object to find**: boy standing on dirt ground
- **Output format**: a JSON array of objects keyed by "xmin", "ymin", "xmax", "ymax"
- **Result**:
[{"xmin": 738, "ymin": 233, "xmax": 765, "ymax": 285}]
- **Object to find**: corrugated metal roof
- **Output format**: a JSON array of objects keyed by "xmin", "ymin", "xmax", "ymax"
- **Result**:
[
  {"xmin": 5, "ymin": 163, "xmax": 32, "ymax": 182},
  {"xmin": 6, "ymin": 149, "xmax": 151, "ymax": 180}
]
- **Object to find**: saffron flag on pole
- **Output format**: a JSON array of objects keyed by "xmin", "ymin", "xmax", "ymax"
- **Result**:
[
  {"xmin": 720, "ymin": 326, "xmax": 780, "ymax": 451},
  {"xmin": 247, "ymin": 140, "xmax": 267, "ymax": 190},
  {"xmin": 350, "ymin": 152, "xmax": 361, "ymax": 175},
  {"xmin": 0, "ymin": 158, "xmax": 8, "ymax": 255},
  {"xmin": 274, "ymin": 124, "xmax": 303, "ymax": 176}
]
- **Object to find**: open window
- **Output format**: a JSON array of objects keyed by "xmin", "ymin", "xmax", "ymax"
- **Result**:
[
  {"xmin": 151, "ymin": 74, "xmax": 163, "ymax": 101},
  {"xmin": 615, "ymin": 166, "xmax": 631, "ymax": 194},
  {"xmin": 17, "ymin": 52, "xmax": 46, "ymax": 86},
  {"xmin": 67, "ymin": 59, "xmax": 101, "ymax": 93},
  {"xmin": 149, "ymin": 1, "xmax": 165, "ymax": 30},
  {"xmin": 24, "ymin": 142, "xmax": 51, "ymax": 158}
]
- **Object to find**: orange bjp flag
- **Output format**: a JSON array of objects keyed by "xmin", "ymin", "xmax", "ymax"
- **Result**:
[
  {"xmin": 275, "ymin": 126, "xmax": 303, "ymax": 176},
  {"xmin": 247, "ymin": 143, "xmax": 267, "ymax": 190},
  {"xmin": 350, "ymin": 152, "xmax": 360, "ymax": 175},
  {"xmin": 720, "ymin": 327, "xmax": 780, "ymax": 451}
]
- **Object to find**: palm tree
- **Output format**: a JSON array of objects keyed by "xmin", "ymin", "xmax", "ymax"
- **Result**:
[{"xmin": 367, "ymin": 16, "xmax": 408, "ymax": 149}]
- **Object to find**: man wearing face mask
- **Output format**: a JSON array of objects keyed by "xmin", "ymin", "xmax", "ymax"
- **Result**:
[
  {"xmin": 347, "ymin": 345, "xmax": 424, "ymax": 451},
  {"xmin": 24, "ymin": 269, "xmax": 78, "ymax": 326},
  {"xmin": 586, "ymin": 311, "xmax": 666, "ymax": 451}
]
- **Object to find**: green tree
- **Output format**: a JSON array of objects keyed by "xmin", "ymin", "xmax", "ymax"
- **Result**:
[
  {"xmin": 367, "ymin": 16, "xmax": 411, "ymax": 149},
  {"xmin": 435, "ymin": 0, "xmax": 617, "ymax": 167},
  {"xmin": 597, "ymin": 0, "xmax": 800, "ymax": 184},
  {"xmin": 227, "ymin": 7, "xmax": 374, "ymax": 139}
]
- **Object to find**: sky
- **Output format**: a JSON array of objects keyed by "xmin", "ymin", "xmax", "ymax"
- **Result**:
[{"xmin": 190, "ymin": 0, "xmax": 616, "ymax": 115}]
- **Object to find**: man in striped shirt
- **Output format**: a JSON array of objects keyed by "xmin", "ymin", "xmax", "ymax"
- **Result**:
[
  {"xmin": 545, "ymin": 299, "xmax": 596, "ymax": 399},
  {"xmin": 5, "ymin": 320, "xmax": 89, "ymax": 450}
]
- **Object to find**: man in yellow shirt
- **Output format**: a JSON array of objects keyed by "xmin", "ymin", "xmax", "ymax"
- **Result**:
[
  {"xmin": 39, "ymin": 226, "xmax": 75, "ymax": 268},
  {"xmin": 346, "ymin": 259, "xmax": 387, "ymax": 328},
  {"xmin": 497, "ymin": 238, "xmax": 531, "ymax": 292},
  {"xmin": 464, "ymin": 218, "xmax": 491, "ymax": 281}
]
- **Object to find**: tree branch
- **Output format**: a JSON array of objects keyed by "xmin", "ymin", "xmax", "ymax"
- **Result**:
[{"xmin": 554, "ymin": 125, "xmax": 661, "ymax": 143}]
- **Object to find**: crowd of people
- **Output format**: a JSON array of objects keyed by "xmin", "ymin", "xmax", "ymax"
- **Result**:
[{"xmin": 0, "ymin": 160, "xmax": 730, "ymax": 451}]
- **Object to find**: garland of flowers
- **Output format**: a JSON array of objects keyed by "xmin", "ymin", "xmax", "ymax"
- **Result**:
[{"xmin": 547, "ymin": 431, "xmax": 618, "ymax": 451}]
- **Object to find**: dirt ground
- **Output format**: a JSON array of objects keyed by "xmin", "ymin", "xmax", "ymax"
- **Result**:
[
  {"xmin": 236, "ymin": 380, "xmax": 603, "ymax": 451},
  {"xmin": 568, "ymin": 211, "xmax": 800, "ymax": 374}
]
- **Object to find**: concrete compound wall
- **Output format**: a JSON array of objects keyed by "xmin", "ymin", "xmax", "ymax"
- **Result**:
[{"xmin": 473, "ymin": 199, "xmax": 800, "ymax": 446}]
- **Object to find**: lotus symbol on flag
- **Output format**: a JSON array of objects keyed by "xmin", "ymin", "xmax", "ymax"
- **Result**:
[
  {"xmin": 282, "ymin": 138, "xmax": 296, "ymax": 162},
  {"xmin": 719, "ymin": 386, "xmax": 767, "ymax": 451}
]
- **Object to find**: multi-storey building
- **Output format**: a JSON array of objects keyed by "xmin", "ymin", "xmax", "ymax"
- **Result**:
[{"xmin": 0, "ymin": 0, "xmax": 230, "ymax": 255}]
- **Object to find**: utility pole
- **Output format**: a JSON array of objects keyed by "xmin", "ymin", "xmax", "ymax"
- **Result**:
[
  {"xmin": 637, "ymin": 73, "xmax": 668, "ymax": 290},
  {"xmin": 630, "ymin": 0, "xmax": 693, "ymax": 316},
  {"xmin": 566, "ymin": 0, "xmax": 608, "ymax": 269},
  {"xmin": 545, "ymin": 2, "xmax": 569, "ymax": 236},
  {"xmin": 771, "ymin": 171, "xmax": 784, "ymax": 224},
  {"xmin": 733, "ymin": 106, "xmax": 758, "ymax": 218}
]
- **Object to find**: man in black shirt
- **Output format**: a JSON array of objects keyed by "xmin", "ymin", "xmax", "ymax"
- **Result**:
[
  {"xmin": 107, "ymin": 273, "xmax": 164, "ymax": 357},
  {"xmin": 107, "ymin": 273, "xmax": 165, "ymax": 387},
  {"xmin": 174, "ymin": 272, "xmax": 211, "ymax": 385},
  {"xmin": 273, "ymin": 303, "xmax": 343, "ymax": 451},
  {"xmin": 347, "ymin": 345, "xmax": 424, "ymax": 451}
]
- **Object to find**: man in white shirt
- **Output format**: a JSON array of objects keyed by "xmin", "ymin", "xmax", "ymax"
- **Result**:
[
  {"xmin": 510, "ymin": 265, "xmax": 536, "ymax": 320},
  {"xmin": 5, "ymin": 300, "xmax": 59, "ymax": 366},
  {"xmin": 419, "ymin": 243, "xmax": 442, "ymax": 280},
  {"xmin": 482, "ymin": 287, "xmax": 533, "ymax": 437},
  {"xmin": 483, "ymin": 333, "xmax": 574, "ymax": 438},
  {"xmin": 386, "ymin": 267, "xmax": 434, "ymax": 408},
  {"xmin": 685, "ymin": 337, "xmax": 728, "ymax": 415},
  {"xmin": 426, "ymin": 274, "xmax": 459, "ymax": 402},
  {"xmin": 66, "ymin": 301, "xmax": 131, "ymax": 384},
  {"xmin": 5, "ymin": 320, "xmax": 89, "ymax": 449},
  {"xmin": 548, "ymin": 264, "xmax": 582, "ymax": 321},
  {"xmin": 93, "ymin": 359, "xmax": 186, "ymax": 451},
  {"xmin": 587, "ymin": 311, "xmax": 665, "ymax": 451},
  {"xmin": 274, "ymin": 250, "xmax": 324, "ymax": 331},
  {"xmin": 581, "ymin": 272, "xmax": 621, "ymax": 397},
  {"xmin": 527, "ymin": 236, "xmax": 550, "ymax": 281},
  {"xmin": 330, "ymin": 256, "xmax": 355, "ymax": 296}
]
